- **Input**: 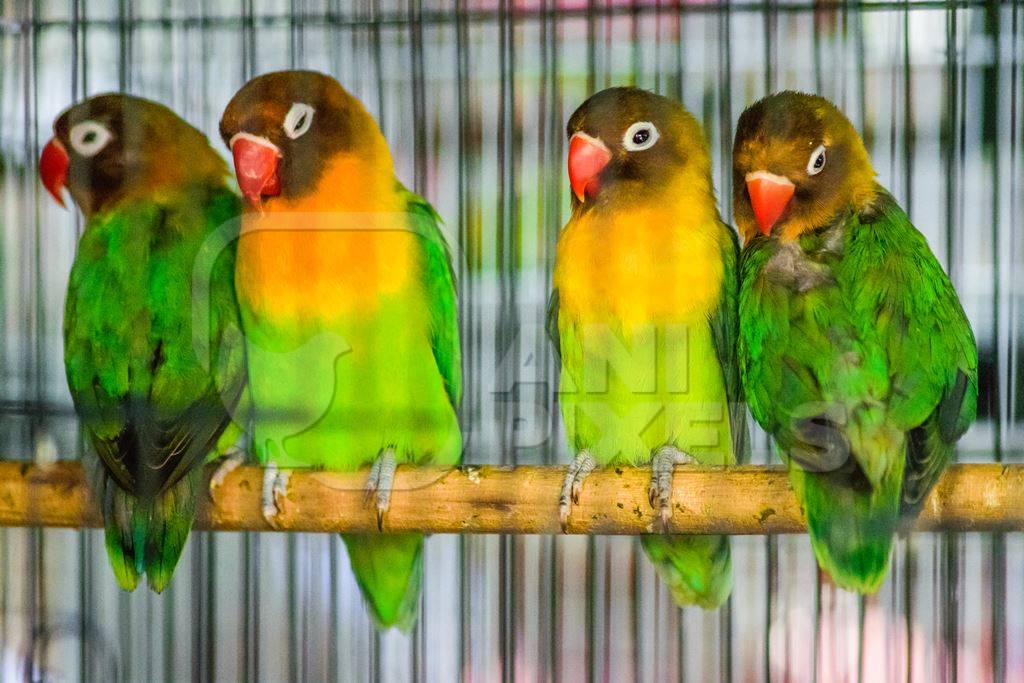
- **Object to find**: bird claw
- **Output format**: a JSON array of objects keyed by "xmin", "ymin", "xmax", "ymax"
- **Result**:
[
  {"xmin": 649, "ymin": 445, "xmax": 693, "ymax": 532},
  {"xmin": 261, "ymin": 462, "xmax": 290, "ymax": 529},
  {"xmin": 558, "ymin": 450, "xmax": 596, "ymax": 532},
  {"xmin": 364, "ymin": 449, "xmax": 397, "ymax": 531},
  {"xmin": 209, "ymin": 447, "xmax": 245, "ymax": 500}
]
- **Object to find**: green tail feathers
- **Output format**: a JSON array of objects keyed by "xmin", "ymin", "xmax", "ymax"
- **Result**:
[
  {"xmin": 101, "ymin": 467, "xmax": 202, "ymax": 594},
  {"xmin": 791, "ymin": 454, "xmax": 905, "ymax": 595},
  {"xmin": 640, "ymin": 534, "xmax": 733, "ymax": 609},
  {"xmin": 342, "ymin": 533, "xmax": 423, "ymax": 631}
]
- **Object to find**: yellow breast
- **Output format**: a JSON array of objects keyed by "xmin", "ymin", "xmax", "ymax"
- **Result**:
[
  {"xmin": 235, "ymin": 155, "xmax": 418, "ymax": 322},
  {"xmin": 553, "ymin": 199, "xmax": 725, "ymax": 328}
]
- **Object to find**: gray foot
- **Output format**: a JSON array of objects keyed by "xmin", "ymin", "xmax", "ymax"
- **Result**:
[
  {"xmin": 648, "ymin": 445, "xmax": 694, "ymax": 529},
  {"xmin": 261, "ymin": 461, "xmax": 291, "ymax": 529},
  {"xmin": 558, "ymin": 450, "xmax": 597, "ymax": 532},
  {"xmin": 363, "ymin": 448, "xmax": 397, "ymax": 531},
  {"xmin": 209, "ymin": 446, "xmax": 245, "ymax": 500}
]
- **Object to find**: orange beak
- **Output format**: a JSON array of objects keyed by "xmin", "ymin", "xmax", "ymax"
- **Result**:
[
  {"xmin": 229, "ymin": 133, "xmax": 281, "ymax": 209},
  {"xmin": 568, "ymin": 133, "xmax": 611, "ymax": 202},
  {"xmin": 39, "ymin": 138, "xmax": 70, "ymax": 208},
  {"xmin": 745, "ymin": 171, "xmax": 795, "ymax": 236}
]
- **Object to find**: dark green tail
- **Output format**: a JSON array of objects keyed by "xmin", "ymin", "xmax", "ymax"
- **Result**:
[
  {"xmin": 640, "ymin": 534, "xmax": 733, "ymax": 609},
  {"xmin": 342, "ymin": 533, "xmax": 423, "ymax": 631},
  {"xmin": 791, "ymin": 454, "xmax": 904, "ymax": 594},
  {"xmin": 101, "ymin": 467, "xmax": 201, "ymax": 593}
]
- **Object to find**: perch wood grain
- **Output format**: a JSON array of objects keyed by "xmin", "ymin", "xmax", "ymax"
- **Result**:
[{"xmin": 0, "ymin": 462, "xmax": 1020, "ymax": 534}]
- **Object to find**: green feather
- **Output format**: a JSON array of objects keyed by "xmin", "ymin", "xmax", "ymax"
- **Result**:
[
  {"xmin": 398, "ymin": 184, "xmax": 462, "ymax": 409},
  {"xmin": 552, "ymin": 219, "xmax": 743, "ymax": 608},
  {"xmin": 241, "ymin": 180, "xmax": 461, "ymax": 629},
  {"xmin": 66, "ymin": 184, "xmax": 245, "ymax": 593},
  {"xmin": 342, "ymin": 533, "xmax": 423, "ymax": 632},
  {"xmin": 739, "ymin": 188, "xmax": 977, "ymax": 593},
  {"xmin": 640, "ymin": 534, "xmax": 733, "ymax": 609}
]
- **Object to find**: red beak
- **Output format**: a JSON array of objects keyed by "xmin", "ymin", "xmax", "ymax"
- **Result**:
[
  {"xmin": 568, "ymin": 133, "xmax": 612, "ymax": 202},
  {"xmin": 745, "ymin": 171, "xmax": 795, "ymax": 236},
  {"xmin": 229, "ymin": 134, "xmax": 281, "ymax": 208},
  {"xmin": 39, "ymin": 138, "xmax": 70, "ymax": 208}
]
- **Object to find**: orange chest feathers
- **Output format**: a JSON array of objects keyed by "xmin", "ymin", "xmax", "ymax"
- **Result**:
[
  {"xmin": 235, "ymin": 156, "xmax": 418, "ymax": 322},
  {"xmin": 553, "ymin": 205, "xmax": 725, "ymax": 327}
]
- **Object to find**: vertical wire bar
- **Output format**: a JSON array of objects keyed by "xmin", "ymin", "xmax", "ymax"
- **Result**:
[
  {"xmin": 537, "ymin": 3, "xmax": 560, "ymax": 680},
  {"xmin": 1009, "ymin": 2, "xmax": 1022, "ymax": 454},
  {"xmin": 239, "ymin": 1, "xmax": 259, "ymax": 679},
  {"xmin": 851, "ymin": 7, "xmax": 868, "ymax": 678},
  {"xmin": 541, "ymin": 3, "xmax": 563, "ymax": 681},
  {"xmin": 117, "ymin": 0, "xmax": 131, "ymax": 91},
  {"xmin": 983, "ymin": 4, "xmax": 1008, "ymax": 682},
  {"xmin": 0, "ymin": 5, "xmax": 11, "ymax": 676},
  {"xmin": 454, "ymin": 1, "xmax": 472, "ymax": 679},
  {"xmin": 24, "ymin": 0, "xmax": 46, "ymax": 676},
  {"xmin": 941, "ymin": 7, "xmax": 961, "ymax": 679},
  {"xmin": 287, "ymin": 534, "xmax": 298, "ymax": 683},
  {"xmin": 409, "ymin": 3, "xmax": 428, "ymax": 678},
  {"xmin": 496, "ymin": 0, "xmax": 518, "ymax": 679},
  {"xmin": 585, "ymin": 4, "xmax": 597, "ymax": 680},
  {"xmin": 758, "ymin": 3, "xmax": 780, "ymax": 679},
  {"xmin": 68, "ymin": 2, "xmax": 92, "ymax": 679},
  {"xmin": 325, "ymin": 14, "xmax": 344, "ymax": 683},
  {"xmin": 900, "ymin": 5, "xmax": 915, "ymax": 678},
  {"xmin": 164, "ymin": 13, "xmax": 182, "ymax": 682}
]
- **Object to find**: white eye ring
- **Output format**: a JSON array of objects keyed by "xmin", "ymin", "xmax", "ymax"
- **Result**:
[
  {"xmin": 622, "ymin": 121, "xmax": 660, "ymax": 152},
  {"xmin": 69, "ymin": 120, "xmax": 112, "ymax": 157},
  {"xmin": 282, "ymin": 102, "xmax": 315, "ymax": 140},
  {"xmin": 806, "ymin": 144, "xmax": 827, "ymax": 175}
]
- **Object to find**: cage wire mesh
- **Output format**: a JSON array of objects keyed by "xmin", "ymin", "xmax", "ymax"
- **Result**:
[{"xmin": 0, "ymin": 0, "xmax": 1022, "ymax": 681}]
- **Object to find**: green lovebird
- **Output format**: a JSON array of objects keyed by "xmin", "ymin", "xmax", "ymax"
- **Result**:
[
  {"xmin": 39, "ymin": 94, "xmax": 247, "ymax": 593},
  {"xmin": 732, "ymin": 91, "xmax": 978, "ymax": 594},
  {"xmin": 218, "ymin": 71, "xmax": 461, "ymax": 631},
  {"xmin": 549, "ymin": 87, "xmax": 748, "ymax": 608}
]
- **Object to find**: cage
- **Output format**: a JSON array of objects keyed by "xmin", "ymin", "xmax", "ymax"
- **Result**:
[{"xmin": 0, "ymin": 0, "xmax": 1022, "ymax": 681}]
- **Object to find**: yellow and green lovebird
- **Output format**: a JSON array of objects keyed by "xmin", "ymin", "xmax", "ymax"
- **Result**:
[
  {"xmin": 219, "ymin": 71, "xmax": 461, "ymax": 630},
  {"xmin": 549, "ymin": 87, "xmax": 748, "ymax": 608},
  {"xmin": 40, "ymin": 95, "xmax": 247, "ymax": 592},
  {"xmin": 733, "ymin": 92, "xmax": 977, "ymax": 593}
]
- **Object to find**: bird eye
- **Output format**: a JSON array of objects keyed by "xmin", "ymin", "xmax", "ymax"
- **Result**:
[
  {"xmin": 69, "ymin": 120, "xmax": 112, "ymax": 158},
  {"xmin": 283, "ymin": 102, "xmax": 315, "ymax": 140},
  {"xmin": 806, "ymin": 144, "xmax": 826, "ymax": 176},
  {"xmin": 622, "ymin": 121, "xmax": 659, "ymax": 152}
]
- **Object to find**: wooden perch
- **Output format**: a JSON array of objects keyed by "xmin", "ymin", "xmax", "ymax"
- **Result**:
[{"xmin": 0, "ymin": 461, "xmax": 1021, "ymax": 535}]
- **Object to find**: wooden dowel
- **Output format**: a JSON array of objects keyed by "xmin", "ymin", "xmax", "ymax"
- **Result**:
[{"xmin": 0, "ymin": 461, "xmax": 1020, "ymax": 534}]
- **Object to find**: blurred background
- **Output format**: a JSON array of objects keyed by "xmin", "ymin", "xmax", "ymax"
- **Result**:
[{"xmin": 1, "ymin": 0, "xmax": 1022, "ymax": 680}]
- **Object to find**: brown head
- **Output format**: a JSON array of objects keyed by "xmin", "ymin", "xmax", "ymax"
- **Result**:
[
  {"xmin": 39, "ymin": 94, "xmax": 226, "ymax": 217},
  {"xmin": 218, "ymin": 70, "xmax": 391, "ymax": 209},
  {"xmin": 566, "ymin": 87, "xmax": 714, "ymax": 212},
  {"xmin": 732, "ymin": 91, "xmax": 876, "ymax": 243}
]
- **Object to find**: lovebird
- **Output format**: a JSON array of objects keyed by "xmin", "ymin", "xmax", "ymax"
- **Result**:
[
  {"xmin": 40, "ymin": 94, "xmax": 247, "ymax": 592},
  {"xmin": 219, "ymin": 71, "xmax": 461, "ymax": 630},
  {"xmin": 549, "ymin": 87, "xmax": 747, "ymax": 608},
  {"xmin": 733, "ymin": 91, "xmax": 977, "ymax": 593}
]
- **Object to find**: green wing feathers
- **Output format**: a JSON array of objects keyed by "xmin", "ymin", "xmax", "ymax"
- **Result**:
[
  {"xmin": 739, "ymin": 189, "xmax": 977, "ymax": 593},
  {"xmin": 709, "ymin": 224, "xmax": 749, "ymax": 463},
  {"xmin": 65, "ymin": 186, "xmax": 244, "ymax": 592},
  {"xmin": 402, "ymin": 185, "xmax": 462, "ymax": 410}
]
